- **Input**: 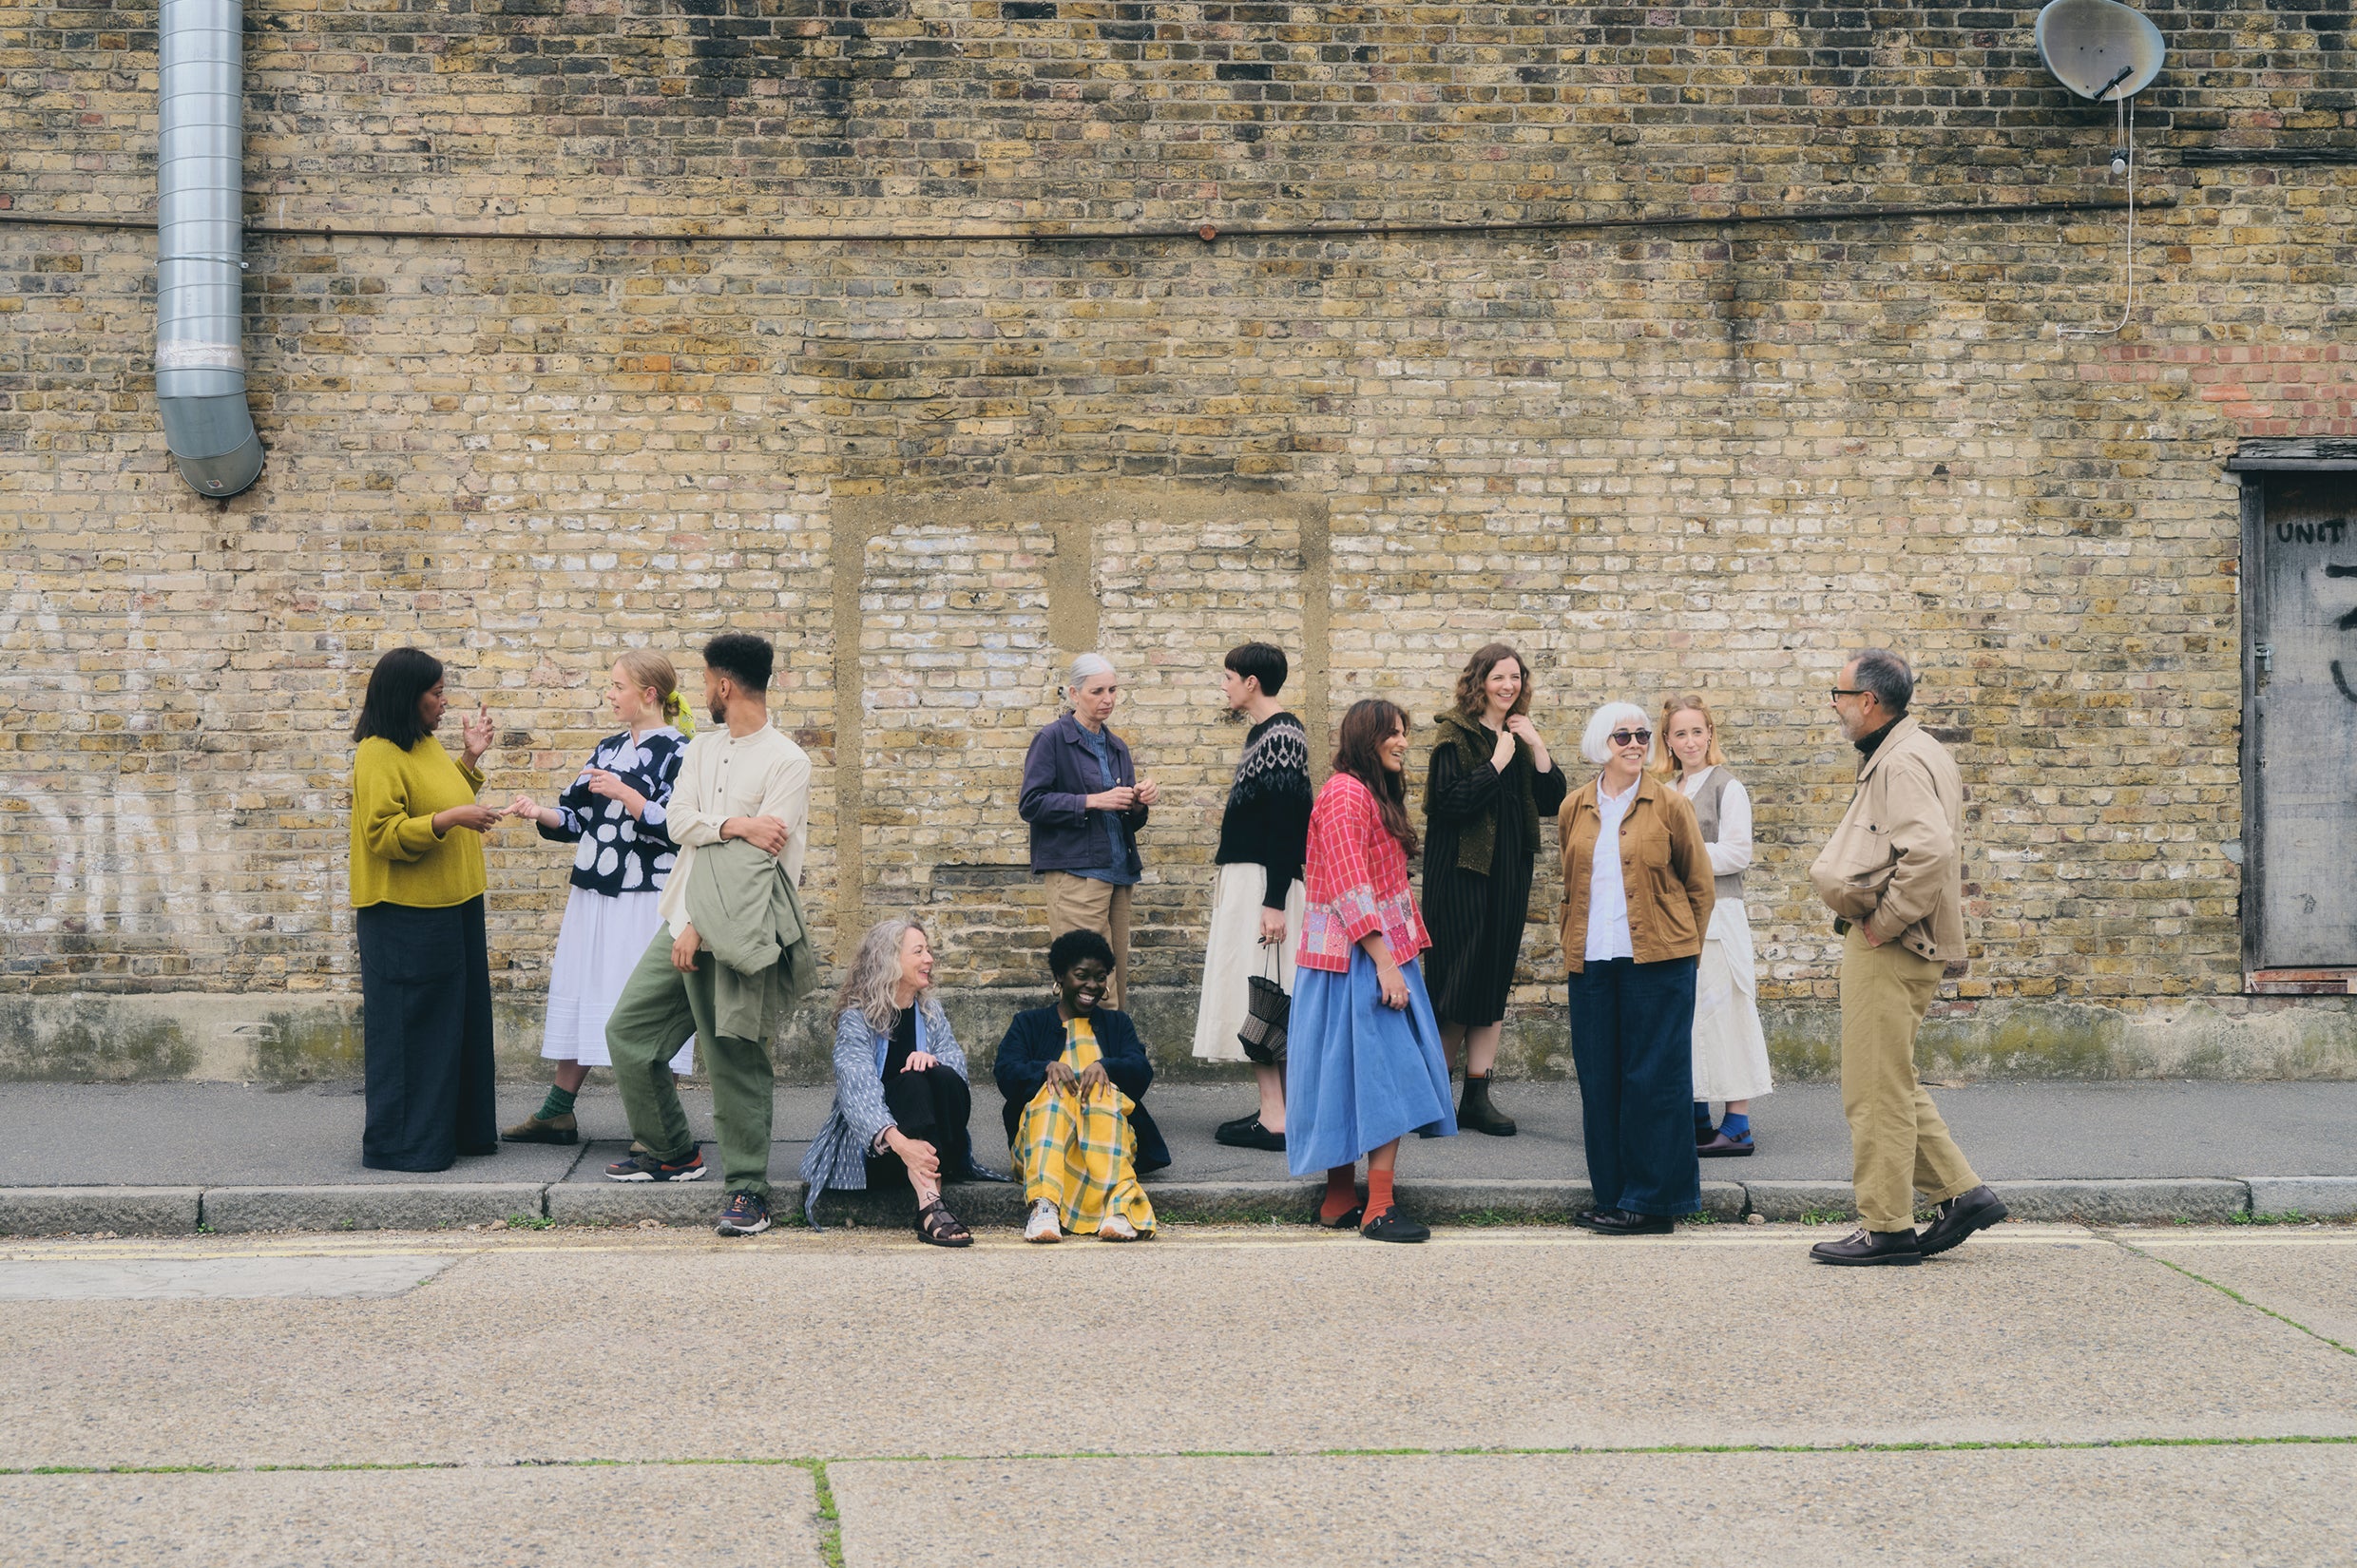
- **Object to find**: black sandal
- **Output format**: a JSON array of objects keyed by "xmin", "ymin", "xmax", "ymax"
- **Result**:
[{"xmin": 914, "ymin": 1198, "xmax": 972, "ymax": 1248}]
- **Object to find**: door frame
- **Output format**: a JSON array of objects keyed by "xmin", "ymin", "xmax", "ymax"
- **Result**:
[{"xmin": 2228, "ymin": 439, "xmax": 2357, "ymax": 993}]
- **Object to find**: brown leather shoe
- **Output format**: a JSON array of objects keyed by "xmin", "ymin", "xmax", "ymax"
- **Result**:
[
  {"xmin": 501, "ymin": 1112, "xmax": 578, "ymax": 1145},
  {"xmin": 1809, "ymin": 1227, "xmax": 1923, "ymax": 1266},
  {"xmin": 1918, "ymin": 1185, "xmax": 2008, "ymax": 1257}
]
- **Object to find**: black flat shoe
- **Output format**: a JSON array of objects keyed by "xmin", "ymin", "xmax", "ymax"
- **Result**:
[
  {"xmin": 1696, "ymin": 1131, "xmax": 1754, "ymax": 1158},
  {"xmin": 1215, "ymin": 1117, "xmax": 1286, "ymax": 1152},
  {"xmin": 1918, "ymin": 1185, "xmax": 2008, "ymax": 1257},
  {"xmin": 1359, "ymin": 1206, "xmax": 1430, "ymax": 1243},
  {"xmin": 1585, "ymin": 1210, "xmax": 1674, "ymax": 1236},
  {"xmin": 1315, "ymin": 1204, "xmax": 1365, "ymax": 1231},
  {"xmin": 1810, "ymin": 1227, "xmax": 1923, "ymax": 1266},
  {"xmin": 1572, "ymin": 1208, "xmax": 1621, "ymax": 1232}
]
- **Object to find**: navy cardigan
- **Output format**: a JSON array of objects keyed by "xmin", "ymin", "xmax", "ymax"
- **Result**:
[
  {"xmin": 1019, "ymin": 714, "xmax": 1151, "ymax": 874},
  {"xmin": 992, "ymin": 1003, "xmax": 1171, "ymax": 1174}
]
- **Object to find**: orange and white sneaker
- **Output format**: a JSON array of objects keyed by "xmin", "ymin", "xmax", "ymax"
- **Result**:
[{"xmin": 1024, "ymin": 1198, "xmax": 1063, "ymax": 1243}]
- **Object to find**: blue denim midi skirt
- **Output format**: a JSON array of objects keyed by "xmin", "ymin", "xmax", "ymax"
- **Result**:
[{"xmin": 1284, "ymin": 946, "xmax": 1459, "ymax": 1176}]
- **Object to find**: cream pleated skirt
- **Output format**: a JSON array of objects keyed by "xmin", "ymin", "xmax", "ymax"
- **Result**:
[
  {"xmin": 1691, "ymin": 898, "xmax": 1774, "ymax": 1102},
  {"xmin": 1191, "ymin": 863, "xmax": 1305, "ymax": 1061},
  {"xmin": 542, "ymin": 887, "xmax": 695, "ymax": 1072}
]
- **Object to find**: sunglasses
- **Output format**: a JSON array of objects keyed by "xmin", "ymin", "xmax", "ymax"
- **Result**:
[{"xmin": 1609, "ymin": 728, "xmax": 1653, "ymax": 748}]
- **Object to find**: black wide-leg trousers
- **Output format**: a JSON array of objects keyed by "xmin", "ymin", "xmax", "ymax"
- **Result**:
[{"xmin": 357, "ymin": 895, "xmax": 498, "ymax": 1172}]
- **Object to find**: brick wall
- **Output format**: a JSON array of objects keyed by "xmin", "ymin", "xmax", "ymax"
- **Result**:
[{"xmin": 4, "ymin": 2, "xmax": 2355, "ymax": 1077}]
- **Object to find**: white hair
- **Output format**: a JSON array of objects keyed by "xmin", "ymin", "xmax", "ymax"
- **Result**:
[
  {"xmin": 1064, "ymin": 652, "xmax": 1115, "ymax": 694},
  {"xmin": 1581, "ymin": 701, "xmax": 1652, "ymax": 766}
]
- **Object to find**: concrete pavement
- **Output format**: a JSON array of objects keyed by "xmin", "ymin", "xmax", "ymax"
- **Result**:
[
  {"xmin": 3, "ymin": 1079, "xmax": 2355, "ymax": 1232},
  {"xmin": 1, "ymin": 1224, "xmax": 2351, "ymax": 1564}
]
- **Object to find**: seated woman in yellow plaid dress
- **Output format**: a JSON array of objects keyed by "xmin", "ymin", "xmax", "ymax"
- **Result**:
[{"xmin": 993, "ymin": 929, "xmax": 1172, "ymax": 1243}]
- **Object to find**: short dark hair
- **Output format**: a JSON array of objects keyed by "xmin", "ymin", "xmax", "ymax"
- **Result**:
[
  {"xmin": 1047, "ymin": 927, "xmax": 1117, "ymax": 980},
  {"xmin": 702, "ymin": 633, "xmax": 773, "ymax": 693},
  {"xmin": 351, "ymin": 647, "xmax": 443, "ymax": 750},
  {"xmin": 1223, "ymin": 641, "xmax": 1289, "ymax": 698},
  {"xmin": 1849, "ymin": 648, "xmax": 1914, "ymax": 715}
]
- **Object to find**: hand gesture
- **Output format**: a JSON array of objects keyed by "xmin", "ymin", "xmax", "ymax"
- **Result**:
[
  {"xmin": 1258, "ymin": 907, "xmax": 1289, "ymax": 946},
  {"xmin": 1042, "ymin": 1059, "xmax": 1080, "ymax": 1092},
  {"xmin": 1134, "ymin": 778, "xmax": 1160, "ymax": 807},
  {"xmin": 506, "ymin": 794, "xmax": 542, "ymax": 822},
  {"xmin": 459, "ymin": 702, "xmax": 493, "ymax": 766},
  {"xmin": 903, "ymin": 1050, "xmax": 939, "ymax": 1074},
  {"xmin": 889, "ymin": 1129, "xmax": 941, "ymax": 1185},
  {"xmin": 1504, "ymin": 715, "xmax": 1539, "ymax": 747},
  {"xmin": 585, "ymin": 769, "xmax": 647, "ymax": 817},
  {"xmin": 434, "ymin": 802, "xmax": 505, "ymax": 835},
  {"xmin": 1375, "ymin": 960, "xmax": 1408, "ymax": 1011},
  {"xmin": 726, "ymin": 815, "xmax": 791, "ymax": 855},
  {"xmin": 671, "ymin": 922, "xmax": 701, "ymax": 972},
  {"xmin": 1075, "ymin": 1061, "xmax": 1111, "ymax": 1096},
  {"xmin": 1084, "ymin": 786, "xmax": 1137, "ymax": 813}
]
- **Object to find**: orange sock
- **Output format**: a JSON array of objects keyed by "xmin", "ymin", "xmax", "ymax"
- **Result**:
[
  {"xmin": 1366, "ymin": 1168, "xmax": 1395, "ymax": 1218},
  {"xmin": 1320, "ymin": 1165, "xmax": 1359, "ymax": 1223}
]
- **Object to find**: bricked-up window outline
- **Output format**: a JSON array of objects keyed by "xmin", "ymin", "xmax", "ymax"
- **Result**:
[{"xmin": 2237, "ymin": 468, "xmax": 2357, "ymax": 983}]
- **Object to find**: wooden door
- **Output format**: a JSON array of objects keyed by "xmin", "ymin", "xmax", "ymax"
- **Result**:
[{"xmin": 2247, "ymin": 475, "xmax": 2357, "ymax": 969}]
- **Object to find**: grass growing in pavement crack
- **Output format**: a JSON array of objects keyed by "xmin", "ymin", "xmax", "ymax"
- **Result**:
[
  {"xmin": 2110, "ymin": 1238, "xmax": 2357, "ymax": 1357},
  {"xmin": 794, "ymin": 1459, "xmax": 845, "ymax": 1568}
]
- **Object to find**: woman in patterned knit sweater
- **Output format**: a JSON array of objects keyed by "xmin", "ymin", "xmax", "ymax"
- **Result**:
[
  {"xmin": 500, "ymin": 653, "xmax": 695, "ymax": 1145},
  {"xmin": 1192, "ymin": 642, "xmax": 1314, "ymax": 1153}
]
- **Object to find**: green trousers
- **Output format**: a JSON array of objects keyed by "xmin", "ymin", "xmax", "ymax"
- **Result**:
[{"xmin": 605, "ymin": 928, "xmax": 776, "ymax": 1199}]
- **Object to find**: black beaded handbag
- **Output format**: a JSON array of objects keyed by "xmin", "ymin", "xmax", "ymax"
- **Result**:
[{"xmin": 1237, "ymin": 947, "xmax": 1290, "ymax": 1066}]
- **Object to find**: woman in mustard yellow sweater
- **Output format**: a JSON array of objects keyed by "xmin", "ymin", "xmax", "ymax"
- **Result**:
[{"xmin": 350, "ymin": 647, "xmax": 505, "ymax": 1171}]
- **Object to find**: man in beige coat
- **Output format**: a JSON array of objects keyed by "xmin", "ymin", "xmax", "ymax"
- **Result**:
[{"xmin": 1806, "ymin": 649, "xmax": 2007, "ymax": 1266}]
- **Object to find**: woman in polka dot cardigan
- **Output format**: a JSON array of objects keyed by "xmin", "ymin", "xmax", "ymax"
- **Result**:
[{"xmin": 500, "ymin": 652, "xmax": 695, "ymax": 1145}]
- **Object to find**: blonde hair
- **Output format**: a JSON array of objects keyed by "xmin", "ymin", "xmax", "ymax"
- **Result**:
[
  {"xmin": 835, "ymin": 916, "xmax": 945, "ymax": 1036},
  {"xmin": 616, "ymin": 650, "xmax": 694, "ymax": 736},
  {"xmin": 1652, "ymin": 692, "xmax": 1727, "ymax": 779}
]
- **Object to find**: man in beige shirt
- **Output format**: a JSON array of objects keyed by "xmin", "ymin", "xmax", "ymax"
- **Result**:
[
  {"xmin": 603, "ymin": 633, "xmax": 811, "ymax": 1239},
  {"xmin": 1806, "ymin": 648, "xmax": 2006, "ymax": 1267}
]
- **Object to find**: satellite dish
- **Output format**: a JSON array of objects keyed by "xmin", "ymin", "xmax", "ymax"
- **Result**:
[{"xmin": 2036, "ymin": 0, "xmax": 2166, "ymax": 102}]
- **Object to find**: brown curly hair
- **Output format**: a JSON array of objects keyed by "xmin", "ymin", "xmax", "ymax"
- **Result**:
[
  {"xmin": 1332, "ymin": 698, "xmax": 1420, "ymax": 857},
  {"xmin": 1452, "ymin": 642, "xmax": 1533, "ymax": 722}
]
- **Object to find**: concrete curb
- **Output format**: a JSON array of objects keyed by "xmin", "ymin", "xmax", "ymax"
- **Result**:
[{"xmin": 4, "ymin": 1176, "xmax": 2347, "ymax": 1235}]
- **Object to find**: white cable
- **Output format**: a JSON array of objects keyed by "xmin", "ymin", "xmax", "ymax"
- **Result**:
[{"xmin": 2059, "ymin": 90, "xmax": 2136, "ymax": 337}]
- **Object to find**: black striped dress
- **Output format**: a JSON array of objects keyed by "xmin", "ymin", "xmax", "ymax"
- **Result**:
[{"xmin": 1420, "ymin": 733, "xmax": 1569, "ymax": 1028}]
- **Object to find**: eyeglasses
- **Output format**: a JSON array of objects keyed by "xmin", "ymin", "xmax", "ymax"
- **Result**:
[
  {"xmin": 1608, "ymin": 729, "xmax": 1652, "ymax": 748},
  {"xmin": 1830, "ymin": 688, "xmax": 1868, "ymax": 698}
]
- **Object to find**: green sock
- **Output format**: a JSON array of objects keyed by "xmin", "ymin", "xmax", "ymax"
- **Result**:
[{"xmin": 536, "ymin": 1084, "xmax": 578, "ymax": 1121}]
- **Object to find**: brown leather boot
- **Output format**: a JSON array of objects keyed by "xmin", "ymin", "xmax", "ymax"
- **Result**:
[{"xmin": 501, "ymin": 1112, "xmax": 578, "ymax": 1145}]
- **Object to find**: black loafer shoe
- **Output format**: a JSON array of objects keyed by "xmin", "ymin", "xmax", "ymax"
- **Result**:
[
  {"xmin": 1215, "ymin": 1117, "xmax": 1287, "ymax": 1152},
  {"xmin": 1315, "ymin": 1203, "xmax": 1365, "ymax": 1231},
  {"xmin": 1918, "ymin": 1185, "xmax": 2008, "ymax": 1257},
  {"xmin": 1360, "ymin": 1206, "xmax": 1430, "ymax": 1243},
  {"xmin": 1810, "ymin": 1227, "xmax": 1924, "ymax": 1266},
  {"xmin": 1586, "ymin": 1210, "xmax": 1675, "ymax": 1236},
  {"xmin": 1573, "ymin": 1208, "xmax": 1621, "ymax": 1232}
]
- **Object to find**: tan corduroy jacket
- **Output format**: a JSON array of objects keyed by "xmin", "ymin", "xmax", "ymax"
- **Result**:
[
  {"xmin": 1557, "ymin": 773, "xmax": 1715, "ymax": 975},
  {"xmin": 1807, "ymin": 715, "xmax": 1966, "ymax": 964}
]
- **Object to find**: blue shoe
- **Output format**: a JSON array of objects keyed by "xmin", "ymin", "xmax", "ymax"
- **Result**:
[
  {"xmin": 715, "ymin": 1191, "xmax": 772, "ymax": 1236},
  {"xmin": 1697, "ymin": 1129, "xmax": 1754, "ymax": 1158}
]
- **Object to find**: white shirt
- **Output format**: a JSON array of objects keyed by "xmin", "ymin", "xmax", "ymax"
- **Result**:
[
  {"xmin": 1677, "ymin": 765, "xmax": 1754, "ymax": 883},
  {"xmin": 657, "ymin": 722, "xmax": 812, "ymax": 937},
  {"xmin": 1583, "ymin": 776, "xmax": 1640, "ymax": 962}
]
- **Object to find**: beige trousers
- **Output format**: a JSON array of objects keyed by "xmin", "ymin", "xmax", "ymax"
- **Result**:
[
  {"xmin": 1042, "ymin": 872, "xmax": 1134, "ymax": 1008},
  {"xmin": 1838, "ymin": 926, "xmax": 1981, "ymax": 1232}
]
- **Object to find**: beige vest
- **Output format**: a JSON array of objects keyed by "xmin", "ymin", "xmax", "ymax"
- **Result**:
[{"xmin": 1688, "ymin": 767, "xmax": 1745, "ymax": 905}]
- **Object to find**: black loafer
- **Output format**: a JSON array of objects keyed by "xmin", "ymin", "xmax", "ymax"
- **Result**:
[
  {"xmin": 1810, "ymin": 1227, "xmax": 1924, "ymax": 1267},
  {"xmin": 1215, "ymin": 1117, "xmax": 1286, "ymax": 1152},
  {"xmin": 1918, "ymin": 1185, "xmax": 2008, "ymax": 1257},
  {"xmin": 1360, "ymin": 1206, "xmax": 1430, "ymax": 1243},
  {"xmin": 1315, "ymin": 1203, "xmax": 1365, "ymax": 1231},
  {"xmin": 1585, "ymin": 1209, "xmax": 1675, "ymax": 1236}
]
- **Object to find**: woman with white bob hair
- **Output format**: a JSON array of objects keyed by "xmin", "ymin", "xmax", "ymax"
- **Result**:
[
  {"xmin": 1019, "ymin": 652, "xmax": 1160, "ymax": 1006},
  {"xmin": 1554, "ymin": 699, "xmax": 1716, "ymax": 1235},
  {"xmin": 799, "ymin": 915, "xmax": 998, "ymax": 1246}
]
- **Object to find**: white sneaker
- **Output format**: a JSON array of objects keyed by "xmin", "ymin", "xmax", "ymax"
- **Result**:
[
  {"xmin": 1097, "ymin": 1214, "xmax": 1140, "ymax": 1243},
  {"xmin": 1025, "ymin": 1199, "xmax": 1063, "ymax": 1244}
]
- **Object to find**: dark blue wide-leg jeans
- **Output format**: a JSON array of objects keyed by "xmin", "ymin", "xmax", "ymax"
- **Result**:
[{"xmin": 1568, "ymin": 956, "xmax": 1702, "ymax": 1217}]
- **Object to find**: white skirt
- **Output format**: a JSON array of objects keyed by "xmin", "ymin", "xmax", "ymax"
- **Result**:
[
  {"xmin": 1691, "ymin": 898, "xmax": 1774, "ymax": 1102},
  {"xmin": 542, "ymin": 887, "xmax": 695, "ymax": 1072},
  {"xmin": 1191, "ymin": 863, "xmax": 1306, "ymax": 1061}
]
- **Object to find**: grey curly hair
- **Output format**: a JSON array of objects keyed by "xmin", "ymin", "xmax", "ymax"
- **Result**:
[{"xmin": 834, "ymin": 915, "xmax": 946, "ymax": 1036}]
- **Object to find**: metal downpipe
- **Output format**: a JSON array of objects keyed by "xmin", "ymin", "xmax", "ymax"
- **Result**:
[{"xmin": 157, "ymin": 0, "xmax": 262, "ymax": 498}]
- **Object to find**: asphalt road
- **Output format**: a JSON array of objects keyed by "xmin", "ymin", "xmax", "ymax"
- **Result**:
[{"xmin": 3, "ymin": 1222, "xmax": 2352, "ymax": 1565}]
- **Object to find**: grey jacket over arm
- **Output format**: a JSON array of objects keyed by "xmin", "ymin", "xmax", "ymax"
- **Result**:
[{"xmin": 796, "ymin": 1003, "xmax": 975, "ymax": 1228}]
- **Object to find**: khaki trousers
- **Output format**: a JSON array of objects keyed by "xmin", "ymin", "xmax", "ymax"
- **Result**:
[
  {"xmin": 1042, "ymin": 871, "xmax": 1133, "ymax": 1008},
  {"xmin": 1838, "ymin": 926, "xmax": 1980, "ymax": 1232}
]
